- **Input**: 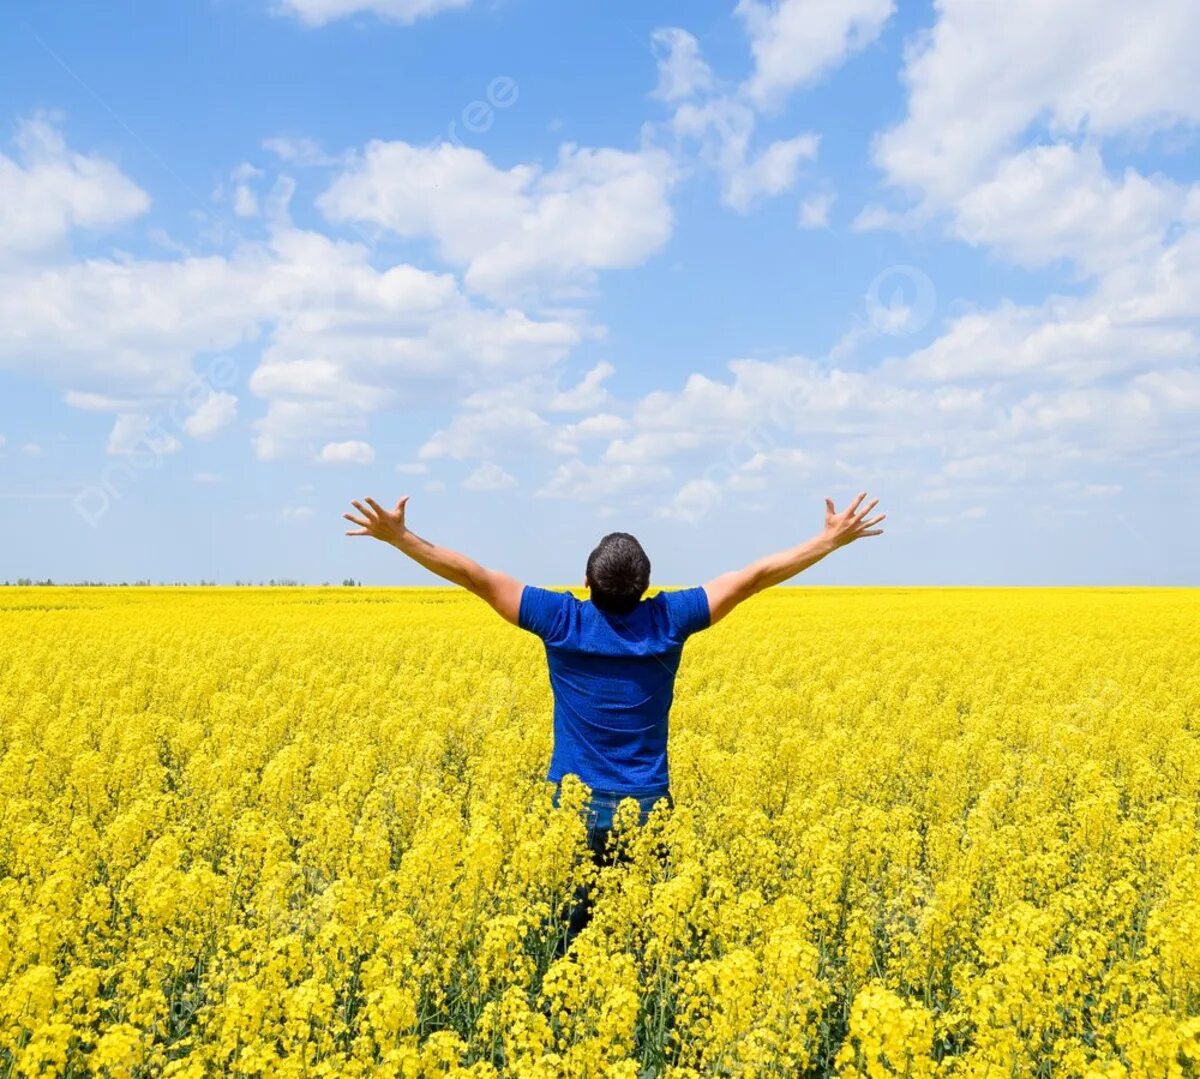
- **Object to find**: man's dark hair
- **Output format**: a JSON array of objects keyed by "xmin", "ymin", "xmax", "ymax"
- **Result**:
[{"xmin": 586, "ymin": 532, "xmax": 650, "ymax": 614}]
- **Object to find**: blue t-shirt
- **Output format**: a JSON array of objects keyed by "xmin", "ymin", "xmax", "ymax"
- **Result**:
[{"xmin": 519, "ymin": 586, "xmax": 711, "ymax": 795}]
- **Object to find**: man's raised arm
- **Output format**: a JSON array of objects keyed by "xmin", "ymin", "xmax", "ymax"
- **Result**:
[
  {"xmin": 702, "ymin": 491, "xmax": 885, "ymax": 626},
  {"xmin": 343, "ymin": 496, "xmax": 523, "ymax": 625}
]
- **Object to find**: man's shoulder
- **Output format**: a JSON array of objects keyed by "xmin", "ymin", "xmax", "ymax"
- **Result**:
[
  {"xmin": 650, "ymin": 586, "xmax": 711, "ymax": 637},
  {"xmin": 647, "ymin": 585, "xmax": 705, "ymax": 607},
  {"xmin": 519, "ymin": 586, "xmax": 581, "ymax": 639},
  {"xmin": 524, "ymin": 585, "xmax": 581, "ymax": 603}
]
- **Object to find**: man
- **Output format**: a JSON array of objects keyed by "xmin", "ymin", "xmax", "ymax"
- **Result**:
[{"xmin": 344, "ymin": 490, "xmax": 885, "ymax": 948}]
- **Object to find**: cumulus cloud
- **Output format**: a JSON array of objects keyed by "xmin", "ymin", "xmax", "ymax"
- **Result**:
[
  {"xmin": 658, "ymin": 477, "xmax": 722, "ymax": 523},
  {"xmin": 536, "ymin": 459, "xmax": 672, "ymax": 502},
  {"xmin": 865, "ymin": 0, "xmax": 1200, "ymax": 280},
  {"xmin": 106, "ymin": 414, "xmax": 182, "ymax": 457},
  {"xmin": 549, "ymin": 361, "xmax": 615, "ymax": 412},
  {"xmin": 650, "ymin": 28, "xmax": 715, "ymax": 103},
  {"xmin": 0, "ymin": 200, "xmax": 581, "ymax": 460},
  {"xmin": 948, "ymin": 143, "xmax": 1190, "ymax": 274},
  {"xmin": 670, "ymin": 97, "xmax": 819, "ymax": 213},
  {"xmin": 419, "ymin": 388, "xmax": 551, "ymax": 461},
  {"xmin": 0, "ymin": 251, "xmax": 266, "ymax": 396},
  {"xmin": 535, "ymin": 211, "xmax": 1200, "ymax": 520},
  {"xmin": 272, "ymin": 0, "xmax": 471, "ymax": 26},
  {"xmin": 462, "ymin": 461, "xmax": 517, "ymax": 492},
  {"xmin": 649, "ymin": 14, "xmax": 864, "ymax": 215},
  {"xmin": 318, "ymin": 140, "xmax": 677, "ymax": 302},
  {"xmin": 549, "ymin": 413, "xmax": 630, "ymax": 456},
  {"xmin": 233, "ymin": 185, "xmax": 259, "ymax": 218},
  {"xmin": 736, "ymin": 0, "xmax": 896, "ymax": 109},
  {"xmin": 262, "ymin": 136, "xmax": 343, "ymax": 167},
  {"xmin": 184, "ymin": 391, "xmax": 238, "ymax": 439},
  {"xmin": 0, "ymin": 114, "xmax": 149, "ymax": 261},
  {"xmin": 874, "ymin": 0, "xmax": 1200, "ymax": 204},
  {"xmin": 798, "ymin": 191, "xmax": 835, "ymax": 229},
  {"xmin": 317, "ymin": 439, "xmax": 375, "ymax": 465}
]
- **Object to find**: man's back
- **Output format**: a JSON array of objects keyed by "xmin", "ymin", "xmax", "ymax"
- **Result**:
[{"xmin": 519, "ymin": 586, "xmax": 711, "ymax": 794}]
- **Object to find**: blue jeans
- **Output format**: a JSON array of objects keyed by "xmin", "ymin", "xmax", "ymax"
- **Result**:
[{"xmin": 551, "ymin": 783, "xmax": 675, "ymax": 953}]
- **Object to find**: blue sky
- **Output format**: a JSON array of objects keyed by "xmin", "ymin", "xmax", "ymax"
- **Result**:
[{"xmin": 1, "ymin": 0, "xmax": 1197, "ymax": 585}]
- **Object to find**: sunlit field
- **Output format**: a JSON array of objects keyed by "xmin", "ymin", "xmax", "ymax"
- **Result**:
[{"xmin": 1, "ymin": 587, "xmax": 1198, "ymax": 1077}]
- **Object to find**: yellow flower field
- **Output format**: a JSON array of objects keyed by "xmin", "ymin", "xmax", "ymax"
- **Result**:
[{"xmin": 1, "ymin": 586, "xmax": 1198, "ymax": 1077}]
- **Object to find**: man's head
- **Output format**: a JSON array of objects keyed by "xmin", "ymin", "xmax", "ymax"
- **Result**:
[{"xmin": 585, "ymin": 532, "xmax": 650, "ymax": 614}]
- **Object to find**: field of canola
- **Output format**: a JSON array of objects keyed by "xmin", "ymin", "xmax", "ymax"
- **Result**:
[{"xmin": 1, "ymin": 586, "xmax": 1198, "ymax": 1078}]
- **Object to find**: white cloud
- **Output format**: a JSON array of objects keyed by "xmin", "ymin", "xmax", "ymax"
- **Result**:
[
  {"xmin": 658, "ymin": 477, "xmax": 721, "ymax": 522},
  {"xmin": 394, "ymin": 462, "xmax": 428, "ymax": 475},
  {"xmin": 272, "ymin": 0, "xmax": 471, "ymax": 26},
  {"xmin": 736, "ymin": 0, "xmax": 896, "ymax": 109},
  {"xmin": 184, "ymin": 391, "xmax": 238, "ymax": 439},
  {"xmin": 0, "ymin": 175, "xmax": 580, "ymax": 458},
  {"xmin": 549, "ymin": 413, "xmax": 630, "ymax": 455},
  {"xmin": 536, "ymin": 459, "xmax": 672, "ymax": 501},
  {"xmin": 874, "ymin": 0, "xmax": 1200, "ymax": 205},
  {"xmin": 318, "ymin": 140, "xmax": 677, "ymax": 301},
  {"xmin": 650, "ymin": 28, "xmax": 715, "ymax": 103},
  {"xmin": 896, "ymin": 233, "xmax": 1200, "ymax": 385},
  {"xmin": 262, "ymin": 136, "xmax": 342, "ymax": 167},
  {"xmin": 940, "ymin": 453, "xmax": 1029, "ymax": 483},
  {"xmin": 281, "ymin": 505, "xmax": 316, "ymax": 520},
  {"xmin": 671, "ymin": 97, "xmax": 818, "ymax": 212},
  {"xmin": 865, "ymin": 0, "xmax": 1200, "ymax": 284},
  {"xmin": 317, "ymin": 439, "xmax": 375, "ymax": 465},
  {"xmin": 21, "ymin": 442, "xmax": 42, "ymax": 457},
  {"xmin": 741, "ymin": 447, "xmax": 810, "ymax": 472},
  {"xmin": 0, "ymin": 252, "xmax": 266, "ymax": 395},
  {"xmin": 1057, "ymin": 479, "xmax": 1122, "ymax": 497},
  {"xmin": 927, "ymin": 505, "xmax": 988, "ymax": 526},
  {"xmin": 650, "ymin": 9, "xmax": 889, "ymax": 217},
  {"xmin": 0, "ymin": 114, "xmax": 149, "ymax": 260},
  {"xmin": 549, "ymin": 361, "xmax": 615, "ymax": 412},
  {"xmin": 798, "ymin": 191, "xmax": 835, "ymax": 229},
  {"xmin": 193, "ymin": 472, "xmax": 222, "ymax": 485},
  {"xmin": 419, "ymin": 387, "xmax": 551, "ymax": 461},
  {"xmin": 950, "ymin": 143, "xmax": 1190, "ymax": 274},
  {"xmin": 106, "ymin": 414, "xmax": 182, "ymax": 457},
  {"xmin": 64, "ymin": 390, "xmax": 144, "ymax": 411},
  {"xmin": 462, "ymin": 461, "xmax": 517, "ymax": 492},
  {"xmin": 726, "ymin": 134, "xmax": 820, "ymax": 213},
  {"xmin": 534, "ymin": 218, "xmax": 1200, "ymax": 520},
  {"xmin": 233, "ymin": 184, "xmax": 259, "ymax": 218}
]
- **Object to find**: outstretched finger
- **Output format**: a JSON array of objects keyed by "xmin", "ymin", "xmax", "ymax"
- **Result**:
[
  {"xmin": 859, "ymin": 512, "xmax": 886, "ymax": 528},
  {"xmin": 847, "ymin": 491, "xmax": 868, "ymax": 516},
  {"xmin": 345, "ymin": 529, "xmax": 369, "ymax": 536},
  {"xmin": 859, "ymin": 529, "xmax": 884, "ymax": 537},
  {"xmin": 365, "ymin": 497, "xmax": 387, "ymax": 517},
  {"xmin": 344, "ymin": 513, "xmax": 370, "ymax": 528},
  {"xmin": 351, "ymin": 499, "xmax": 375, "ymax": 521},
  {"xmin": 825, "ymin": 497, "xmax": 836, "ymax": 516},
  {"xmin": 852, "ymin": 498, "xmax": 879, "ymax": 524},
  {"xmin": 395, "ymin": 495, "xmax": 410, "ymax": 511}
]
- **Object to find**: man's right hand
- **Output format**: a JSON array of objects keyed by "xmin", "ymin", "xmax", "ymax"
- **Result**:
[
  {"xmin": 344, "ymin": 496, "xmax": 410, "ymax": 546},
  {"xmin": 822, "ymin": 491, "xmax": 886, "ymax": 549}
]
